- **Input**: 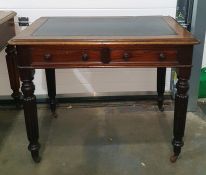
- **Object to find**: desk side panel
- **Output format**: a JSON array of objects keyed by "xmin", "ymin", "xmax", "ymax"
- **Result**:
[
  {"xmin": 16, "ymin": 46, "xmax": 32, "ymax": 68},
  {"xmin": 0, "ymin": 18, "xmax": 15, "ymax": 50}
]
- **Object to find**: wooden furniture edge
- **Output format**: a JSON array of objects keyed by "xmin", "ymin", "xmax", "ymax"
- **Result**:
[{"xmin": 0, "ymin": 11, "xmax": 16, "ymax": 25}]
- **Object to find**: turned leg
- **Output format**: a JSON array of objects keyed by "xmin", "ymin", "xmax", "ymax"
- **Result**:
[
  {"xmin": 45, "ymin": 68, "xmax": 57, "ymax": 117},
  {"xmin": 19, "ymin": 68, "xmax": 41, "ymax": 163},
  {"xmin": 5, "ymin": 45, "xmax": 22, "ymax": 108},
  {"xmin": 170, "ymin": 67, "xmax": 191, "ymax": 163},
  {"xmin": 157, "ymin": 67, "xmax": 166, "ymax": 111}
]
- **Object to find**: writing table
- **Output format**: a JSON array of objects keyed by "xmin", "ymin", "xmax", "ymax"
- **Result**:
[
  {"xmin": 8, "ymin": 16, "xmax": 198, "ymax": 163},
  {"xmin": 0, "ymin": 11, "xmax": 21, "ymax": 106}
]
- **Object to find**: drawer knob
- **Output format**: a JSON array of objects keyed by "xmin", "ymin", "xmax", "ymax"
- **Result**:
[
  {"xmin": 159, "ymin": 53, "xmax": 166, "ymax": 60},
  {"xmin": 123, "ymin": 52, "xmax": 130, "ymax": 61},
  {"xmin": 101, "ymin": 48, "xmax": 111, "ymax": 64},
  {"xmin": 82, "ymin": 53, "xmax": 89, "ymax": 61},
  {"xmin": 44, "ymin": 53, "xmax": 52, "ymax": 61}
]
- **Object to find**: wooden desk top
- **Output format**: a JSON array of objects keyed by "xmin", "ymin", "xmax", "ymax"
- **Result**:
[
  {"xmin": 9, "ymin": 16, "xmax": 198, "ymax": 45},
  {"xmin": 0, "ymin": 11, "xmax": 16, "ymax": 25}
]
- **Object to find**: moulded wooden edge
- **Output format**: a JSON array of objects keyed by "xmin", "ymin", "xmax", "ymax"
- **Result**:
[
  {"xmin": 18, "ymin": 63, "xmax": 192, "ymax": 69},
  {"xmin": 8, "ymin": 40, "xmax": 199, "ymax": 45},
  {"xmin": 0, "ymin": 11, "xmax": 16, "ymax": 25}
]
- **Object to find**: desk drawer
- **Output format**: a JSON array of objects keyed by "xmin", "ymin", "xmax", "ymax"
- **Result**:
[
  {"xmin": 30, "ymin": 46, "xmax": 178, "ymax": 67},
  {"xmin": 111, "ymin": 49, "xmax": 178, "ymax": 63},
  {"xmin": 31, "ymin": 47, "xmax": 101, "ymax": 63}
]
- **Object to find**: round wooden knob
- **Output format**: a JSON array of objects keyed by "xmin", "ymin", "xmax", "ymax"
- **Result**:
[
  {"xmin": 123, "ymin": 52, "xmax": 130, "ymax": 61},
  {"xmin": 44, "ymin": 53, "xmax": 52, "ymax": 61},
  {"xmin": 82, "ymin": 53, "xmax": 89, "ymax": 61},
  {"xmin": 159, "ymin": 53, "xmax": 166, "ymax": 60}
]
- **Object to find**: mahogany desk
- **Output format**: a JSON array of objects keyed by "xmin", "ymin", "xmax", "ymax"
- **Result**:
[
  {"xmin": 0, "ymin": 11, "xmax": 21, "ymax": 106},
  {"xmin": 8, "ymin": 16, "xmax": 198, "ymax": 163}
]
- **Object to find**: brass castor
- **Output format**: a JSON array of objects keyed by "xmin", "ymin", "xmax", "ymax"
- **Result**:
[
  {"xmin": 52, "ymin": 112, "xmax": 58, "ymax": 118},
  {"xmin": 12, "ymin": 92, "xmax": 22, "ymax": 109},
  {"xmin": 157, "ymin": 99, "xmax": 164, "ymax": 112},
  {"xmin": 170, "ymin": 154, "xmax": 178, "ymax": 163},
  {"xmin": 31, "ymin": 150, "xmax": 41, "ymax": 163},
  {"xmin": 158, "ymin": 105, "xmax": 164, "ymax": 112}
]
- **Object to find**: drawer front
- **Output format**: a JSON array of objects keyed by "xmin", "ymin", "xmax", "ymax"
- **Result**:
[
  {"xmin": 31, "ymin": 47, "xmax": 101, "ymax": 63},
  {"xmin": 30, "ymin": 46, "xmax": 178, "ymax": 67},
  {"xmin": 111, "ymin": 49, "xmax": 177, "ymax": 63}
]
